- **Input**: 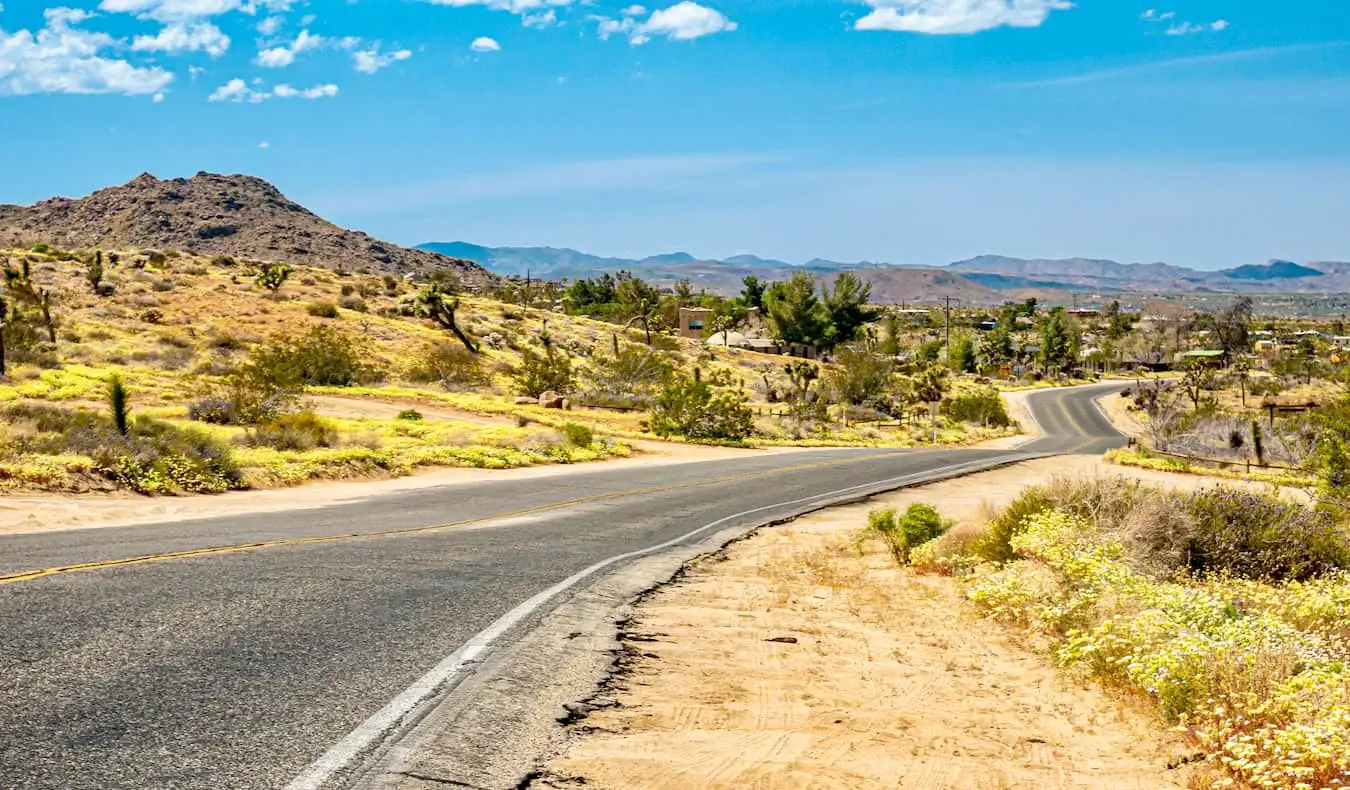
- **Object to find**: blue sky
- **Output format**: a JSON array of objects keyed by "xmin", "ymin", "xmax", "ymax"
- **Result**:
[{"xmin": 2, "ymin": 0, "xmax": 1349, "ymax": 269}]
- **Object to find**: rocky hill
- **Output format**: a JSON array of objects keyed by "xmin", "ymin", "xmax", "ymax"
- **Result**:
[{"xmin": 1, "ymin": 173, "xmax": 496, "ymax": 289}]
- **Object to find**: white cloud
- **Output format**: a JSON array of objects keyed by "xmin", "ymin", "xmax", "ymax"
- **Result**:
[
  {"xmin": 522, "ymin": 10, "xmax": 556, "ymax": 28},
  {"xmin": 99, "ymin": 0, "xmax": 242, "ymax": 22},
  {"xmin": 353, "ymin": 45, "xmax": 411, "ymax": 72},
  {"xmin": 597, "ymin": 1, "xmax": 736, "ymax": 45},
  {"xmin": 132, "ymin": 21, "xmax": 230, "ymax": 56},
  {"xmin": 0, "ymin": 8, "xmax": 173, "ymax": 97},
  {"xmin": 256, "ymin": 15, "xmax": 283, "ymax": 35},
  {"xmin": 1165, "ymin": 18, "xmax": 1229, "ymax": 36},
  {"xmin": 470, "ymin": 35, "xmax": 500, "ymax": 52},
  {"xmin": 272, "ymin": 82, "xmax": 337, "ymax": 98},
  {"xmin": 255, "ymin": 27, "xmax": 322, "ymax": 67},
  {"xmin": 855, "ymin": 0, "xmax": 1074, "ymax": 34},
  {"xmin": 422, "ymin": 0, "xmax": 577, "ymax": 27},
  {"xmin": 259, "ymin": 140, "xmax": 270, "ymax": 148},
  {"xmin": 1140, "ymin": 9, "xmax": 1175, "ymax": 21},
  {"xmin": 208, "ymin": 77, "xmax": 260, "ymax": 101},
  {"xmin": 209, "ymin": 77, "xmax": 337, "ymax": 101}
]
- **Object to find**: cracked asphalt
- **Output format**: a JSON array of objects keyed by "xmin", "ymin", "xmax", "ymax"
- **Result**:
[{"xmin": 0, "ymin": 383, "xmax": 1124, "ymax": 790}]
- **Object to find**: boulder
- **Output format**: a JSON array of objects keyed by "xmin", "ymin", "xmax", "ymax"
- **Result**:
[
  {"xmin": 513, "ymin": 396, "xmax": 535, "ymax": 406},
  {"xmin": 538, "ymin": 391, "xmax": 565, "ymax": 409}
]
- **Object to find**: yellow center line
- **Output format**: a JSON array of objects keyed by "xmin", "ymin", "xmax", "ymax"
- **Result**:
[{"xmin": 0, "ymin": 452, "xmax": 905, "ymax": 588}]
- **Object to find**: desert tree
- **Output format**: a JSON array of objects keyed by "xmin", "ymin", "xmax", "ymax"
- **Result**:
[
  {"xmin": 764, "ymin": 273, "xmax": 827, "ymax": 348},
  {"xmin": 3, "ymin": 258, "xmax": 57, "ymax": 343},
  {"xmin": 87, "ymin": 250, "xmax": 104, "ymax": 294},
  {"xmin": 255, "ymin": 262, "xmax": 292, "ymax": 294},
  {"xmin": 416, "ymin": 280, "xmax": 479, "ymax": 353}
]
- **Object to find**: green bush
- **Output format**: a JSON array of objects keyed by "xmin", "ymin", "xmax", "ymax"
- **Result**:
[
  {"xmin": 245, "ymin": 411, "xmax": 339, "ymax": 451},
  {"xmin": 246, "ymin": 325, "xmax": 382, "ymax": 388},
  {"xmin": 512, "ymin": 343, "xmax": 576, "ymax": 397},
  {"xmin": 408, "ymin": 342, "xmax": 491, "ymax": 389},
  {"xmin": 1, "ymin": 403, "xmax": 243, "ymax": 494},
  {"xmin": 969, "ymin": 487, "xmax": 1054, "ymax": 563},
  {"xmin": 941, "ymin": 387, "xmax": 1012, "ymax": 428},
  {"xmin": 558, "ymin": 422, "xmax": 594, "ymax": 448},
  {"xmin": 339, "ymin": 294, "xmax": 368, "ymax": 313},
  {"xmin": 396, "ymin": 409, "xmax": 423, "ymax": 421},
  {"xmin": 307, "ymin": 301, "xmax": 340, "ymax": 319},
  {"xmin": 862, "ymin": 504, "xmax": 949, "ymax": 564},
  {"xmin": 649, "ymin": 375, "xmax": 754, "ymax": 442}
]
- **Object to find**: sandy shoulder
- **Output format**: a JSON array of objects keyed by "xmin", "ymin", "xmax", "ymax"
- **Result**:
[
  {"xmin": 536, "ymin": 456, "xmax": 1264, "ymax": 790},
  {"xmin": 0, "ymin": 441, "xmax": 804, "ymax": 537}
]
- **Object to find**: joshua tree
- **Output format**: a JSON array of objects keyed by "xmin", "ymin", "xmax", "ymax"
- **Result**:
[
  {"xmin": 3, "ymin": 259, "xmax": 57, "ymax": 342},
  {"xmin": 0, "ymin": 291, "xmax": 7, "ymax": 377},
  {"xmin": 87, "ymin": 250, "xmax": 104, "ymax": 294},
  {"xmin": 255, "ymin": 262, "xmax": 292, "ymax": 293},
  {"xmin": 416, "ymin": 281, "xmax": 478, "ymax": 353},
  {"xmin": 108, "ymin": 373, "xmax": 130, "ymax": 436}
]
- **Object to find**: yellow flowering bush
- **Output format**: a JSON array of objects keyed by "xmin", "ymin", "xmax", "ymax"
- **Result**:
[{"xmin": 965, "ymin": 510, "xmax": 1350, "ymax": 789}]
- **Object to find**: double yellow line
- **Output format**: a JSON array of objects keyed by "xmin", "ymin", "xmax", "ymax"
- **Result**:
[{"xmin": 0, "ymin": 452, "xmax": 900, "ymax": 588}]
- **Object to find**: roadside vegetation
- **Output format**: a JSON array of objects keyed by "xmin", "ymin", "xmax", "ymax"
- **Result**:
[
  {"xmin": 872, "ymin": 474, "xmax": 1350, "ymax": 790},
  {"xmin": 0, "ymin": 246, "xmax": 1026, "ymax": 496}
]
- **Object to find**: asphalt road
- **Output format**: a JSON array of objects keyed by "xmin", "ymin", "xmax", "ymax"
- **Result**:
[{"xmin": 0, "ymin": 383, "xmax": 1125, "ymax": 790}]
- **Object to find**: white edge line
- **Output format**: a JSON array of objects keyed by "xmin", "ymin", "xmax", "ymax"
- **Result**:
[{"xmin": 282, "ymin": 454, "xmax": 1030, "ymax": 790}]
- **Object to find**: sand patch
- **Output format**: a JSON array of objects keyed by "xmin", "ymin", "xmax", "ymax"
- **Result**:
[{"xmin": 537, "ymin": 457, "xmax": 1272, "ymax": 789}]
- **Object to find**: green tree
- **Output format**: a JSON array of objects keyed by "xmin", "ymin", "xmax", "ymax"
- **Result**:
[
  {"xmin": 615, "ymin": 272, "xmax": 664, "ymax": 345},
  {"xmin": 821, "ymin": 272, "xmax": 878, "ymax": 348},
  {"xmin": 740, "ymin": 275, "xmax": 767, "ymax": 310},
  {"xmin": 948, "ymin": 334, "xmax": 977, "ymax": 373},
  {"xmin": 1214, "ymin": 296, "xmax": 1254, "ymax": 359},
  {"xmin": 827, "ymin": 348, "xmax": 894, "ymax": 409},
  {"xmin": 764, "ymin": 272, "xmax": 827, "ymax": 347},
  {"xmin": 978, "ymin": 326, "xmax": 1015, "ymax": 373},
  {"xmin": 706, "ymin": 299, "xmax": 749, "ymax": 342},
  {"xmin": 673, "ymin": 278, "xmax": 695, "ymax": 305},
  {"xmin": 879, "ymin": 312, "xmax": 903, "ymax": 356},
  {"xmin": 1038, "ymin": 310, "xmax": 1079, "ymax": 376}
]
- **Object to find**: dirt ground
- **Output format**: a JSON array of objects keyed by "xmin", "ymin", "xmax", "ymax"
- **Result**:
[{"xmin": 537, "ymin": 456, "xmax": 1270, "ymax": 790}]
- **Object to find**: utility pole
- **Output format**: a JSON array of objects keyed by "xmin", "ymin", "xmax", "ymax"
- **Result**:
[{"xmin": 943, "ymin": 296, "xmax": 960, "ymax": 363}]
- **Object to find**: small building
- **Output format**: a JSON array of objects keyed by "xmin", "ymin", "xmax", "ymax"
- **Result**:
[
  {"xmin": 1177, "ymin": 349, "xmax": 1226, "ymax": 367},
  {"xmin": 677, "ymin": 307, "xmax": 714, "ymax": 339}
]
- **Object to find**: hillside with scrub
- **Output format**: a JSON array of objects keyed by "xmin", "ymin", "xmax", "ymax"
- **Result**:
[{"xmin": 0, "ymin": 244, "xmax": 1020, "ymax": 497}]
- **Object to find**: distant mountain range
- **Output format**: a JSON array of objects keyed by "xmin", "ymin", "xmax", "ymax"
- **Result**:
[{"xmin": 418, "ymin": 241, "xmax": 1350, "ymax": 305}]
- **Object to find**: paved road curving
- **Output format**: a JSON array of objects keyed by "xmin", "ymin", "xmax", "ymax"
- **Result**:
[{"xmin": 0, "ymin": 383, "xmax": 1125, "ymax": 790}]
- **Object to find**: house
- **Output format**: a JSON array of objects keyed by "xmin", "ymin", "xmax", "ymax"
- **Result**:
[{"xmin": 677, "ymin": 307, "xmax": 714, "ymax": 339}]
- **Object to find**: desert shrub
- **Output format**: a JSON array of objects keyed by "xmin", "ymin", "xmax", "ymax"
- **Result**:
[
  {"xmin": 210, "ymin": 254, "xmax": 236, "ymax": 267},
  {"xmin": 649, "ymin": 374, "xmax": 754, "ymax": 442},
  {"xmin": 1, "ymin": 403, "xmax": 242, "ymax": 494},
  {"xmin": 407, "ymin": 343, "xmax": 491, "ymax": 389},
  {"xmin": 862, "ymin": 504, "xmax": 949, "ymax": 564},
  {"xmin": 188, "ymin": 397, "xmax": 240, "ymax": 425},
  {"xmin": 244, "ymin": 411, "xmax": 339, "ymax": 451},
  {"xmin": 941, "ymin": 387, "xmax": 1012, "ymax": 428},
  {"xmin": 209, "ymin": 332, "xmax": 244, "ymax": 351},
  {"xmin": 144, "ymin": 250, "xmax": 167, "ymax": 266},
  {"xmin": 340, "ymin": 283, "xmax": 357, "ymax": 296},
  {"xmin": 587, "ymin": 340, "xmax": 673, "ymax": 403},
  {"xmin": 247, "ymin": 325, "xmax": 382, "ymax": 388},
  {"xmin": 307, "ymin": 301, "xmax": 340, "ymax": 319},
  {"xmin": 558, "ymin": 422, "xmax": 594, "ymax": 448},
  {"xmin": 969, "ymin": 487, "xmax": 1055, "ymax": 564},
  {"xmin": 1184, "ymin": 489, "xmax": 1350, "ymax": 581},
  {"xmin": 184, "ymin": 265, "xmax": 209, "ymax": 276},
  {"xmin": 339, "ymin": 294, "xmax": 367, "ymax": 313},
  {"xmin": 396, "ymin": 409, "xmax": 423, "ymax": 421},
  {"xmin": 139, "ymin": 308, "xmax": 163, "ymax": 324},
  {"xmin": 512, "ymin": 342, "xmax": 576, "ymax": 397},
  {"xmin": 153, "ymin": 278, "xmax": 175, "ymax": 292}
]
